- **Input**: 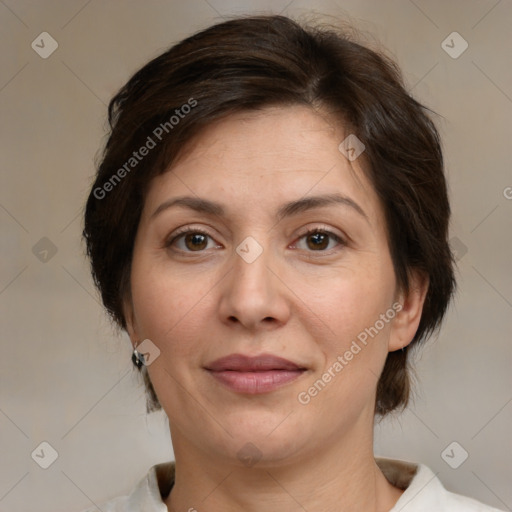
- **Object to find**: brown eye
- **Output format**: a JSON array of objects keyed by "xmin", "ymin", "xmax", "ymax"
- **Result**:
[
  {"xmin": 306, "ymin": 232, "xmax": 329, "ymax": 250},
  {"xmin": 295, "ymin": 229, "xmax": 345, "ymax": 253},
  {"xmin": 183, "ymin": 232, "xmax": 208, "ymax": 251},
  {"xmin": 166, "ymin": 229, "xmax": 219, "ymax": 252}
]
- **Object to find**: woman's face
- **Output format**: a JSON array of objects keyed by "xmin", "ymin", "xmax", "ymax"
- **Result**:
[{"xmin": 125, "ymin": 105, "xmax": 425, "ymax": 466}]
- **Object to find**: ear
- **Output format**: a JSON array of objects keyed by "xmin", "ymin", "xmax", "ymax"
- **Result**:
[
  {"xmin": 123, "ymin": 295, "xmax": 139, "ymax": 349},
  {"xmin": 388, "ymin": 270, "xmax": 429, "ymax": 352}
]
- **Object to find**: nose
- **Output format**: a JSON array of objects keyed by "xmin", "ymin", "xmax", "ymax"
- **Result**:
[{"xmin": 218, "ymin": 242, "xmax": 291, "ymax": 331}]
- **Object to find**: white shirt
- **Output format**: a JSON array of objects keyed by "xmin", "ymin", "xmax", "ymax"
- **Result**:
[{"xmin": 81, "ymin": 458, "xmax": 504, "ymax": 511}]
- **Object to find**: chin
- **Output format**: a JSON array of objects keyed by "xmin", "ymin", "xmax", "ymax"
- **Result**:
[
  {"xmin": 220, "ymin": 415, "xmax": 312, "ymax": 463},
  {"xmin": 221, "ymin": 434, "xmax": 308, "ymax": 469}
]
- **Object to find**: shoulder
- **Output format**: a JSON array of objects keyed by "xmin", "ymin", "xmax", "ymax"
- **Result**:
[
  {"xmin": 80, "ymin": 495, "xmax": 129, "ymax": 512},
  {"xmin": 376, "ymin": 458, "xmax": 505, "ymax": 512},
  {"xmin": 77, "ymin": 461, "xmax": 173, "ymax": 512},
  {"xmin": 442, "ymin": 490, "xmax": 505, "ymax": 511}
]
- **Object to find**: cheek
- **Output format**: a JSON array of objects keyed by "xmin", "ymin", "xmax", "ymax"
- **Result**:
[
  {"xmin": 317, "ymin": 266, "xmax": 395, "ymax": 346},
  {"xmin": 130, "ymin": 261, "xmax": 216, "ymax": 360},
  {"xmin": 130, "ymin": 266, "xmax": 216, "ymax": 408},
  {"xmin": 302, "ymin": 278, "xmax": 395, "ymax": 417}
]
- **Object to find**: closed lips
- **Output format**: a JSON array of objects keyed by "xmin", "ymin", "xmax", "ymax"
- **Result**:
[
  {"xmin": 204, "ymin": 354, "xmax": 307, "ymax": 394},
  {"xmin": 204, "ymin": 353, "xmax": 306, "ymax": 372}
]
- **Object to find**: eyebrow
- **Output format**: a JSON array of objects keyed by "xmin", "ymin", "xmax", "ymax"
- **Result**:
[{"xmin": 151, "ymin": 193, "xmax": 368, "ymax": 223}]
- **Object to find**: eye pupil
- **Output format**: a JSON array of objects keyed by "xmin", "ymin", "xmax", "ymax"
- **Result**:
[
  {"xmin": 307, "ymin": 232, "xmax": 329, "ymax": 250},
  {"xmin": 185, "ymin": 233, "xmax": 207, "ymax": 251}
]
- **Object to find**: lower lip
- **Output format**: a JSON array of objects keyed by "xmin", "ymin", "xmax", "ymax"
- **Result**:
[{"xmin": 207, "ymin": 369, "xmax": 305, "ymax": 394}]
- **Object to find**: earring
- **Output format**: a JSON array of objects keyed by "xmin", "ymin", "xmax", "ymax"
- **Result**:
[{"xmin": 132, "ymin": 347, "xmax": 145, "ymax": 369}]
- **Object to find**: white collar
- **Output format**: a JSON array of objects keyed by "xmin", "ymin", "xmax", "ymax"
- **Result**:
[{"xmin": 95, "ymin": 457, "xmax": 503, "ymax": 511}]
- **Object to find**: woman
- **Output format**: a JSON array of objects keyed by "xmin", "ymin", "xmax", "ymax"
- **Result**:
[{"xmin": 82, "ymin": 14, "xmax": 503, "ymax": 511}]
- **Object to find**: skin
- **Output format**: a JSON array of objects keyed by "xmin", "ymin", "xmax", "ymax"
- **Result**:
[{"xmin": 124, "ymin": 105, "xmax": 428, "ymax": 512}]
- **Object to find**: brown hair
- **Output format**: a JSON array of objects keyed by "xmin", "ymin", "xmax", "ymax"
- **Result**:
[{"xmin": 83, "ymin": 14, "xmax": 456, "ymax": 415}]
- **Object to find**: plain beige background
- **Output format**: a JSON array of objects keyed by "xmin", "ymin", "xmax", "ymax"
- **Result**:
[{"xmin": 0, "ymin": 1, "xmax": 511, "ymax": 511}]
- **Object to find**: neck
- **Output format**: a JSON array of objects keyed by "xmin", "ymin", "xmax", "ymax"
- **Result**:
[{"xmin": 165, "ymin": 417, "xmax": 403, "ymax": 512}]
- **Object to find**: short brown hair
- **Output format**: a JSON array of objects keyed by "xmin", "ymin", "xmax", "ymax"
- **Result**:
[{"xmin": 83, "ymin": 14, "xmax": 456, "ymax": 416}]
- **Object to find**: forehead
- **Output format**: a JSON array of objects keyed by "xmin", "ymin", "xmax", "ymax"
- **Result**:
[
  {"xmin": 143, "ymin": 105, "xmax": 382, "ymax": 225},
  {"xmin": 173, "ymin": 106, "xmax": 352, "ymax": 175}
]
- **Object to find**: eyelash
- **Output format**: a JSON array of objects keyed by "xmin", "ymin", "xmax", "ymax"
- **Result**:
[
  {"xmin": 165, "ymin": 226, "xmax": 346, "ymax": 255},
  {"xmin": 296, "ymin": 227, "xmax": 346, "ymax": 253}
]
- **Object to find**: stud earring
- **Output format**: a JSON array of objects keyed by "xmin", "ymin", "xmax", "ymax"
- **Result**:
[{"xmin": 132, "ymin": 347, "xmax": 145, "ymax": 369}]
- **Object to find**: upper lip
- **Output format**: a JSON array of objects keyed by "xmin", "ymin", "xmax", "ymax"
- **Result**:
[{"xmin": 205, "ymin": 353, "xmax": 305, "ymax": 372}]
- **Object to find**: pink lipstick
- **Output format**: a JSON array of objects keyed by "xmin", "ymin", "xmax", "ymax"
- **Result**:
[{"xmin": 204, "ymin": 353, "xmax": 306, "ymax": 394}]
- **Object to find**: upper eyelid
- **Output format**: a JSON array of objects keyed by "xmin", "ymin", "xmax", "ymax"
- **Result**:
[
  {"xmin": 166, "ymin": 225, "xmax": 345, "ymax": 249},
  {"xmin": 168, "ymin": 224, "xmax": 343, "ymax": 239},
  {"xmin": 165, "ymin": 226, "xmax": 216, "ymax": 245},
  {"xmin": 297, "ymin": 225, "xmax": 344, "ymax": 238}
]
